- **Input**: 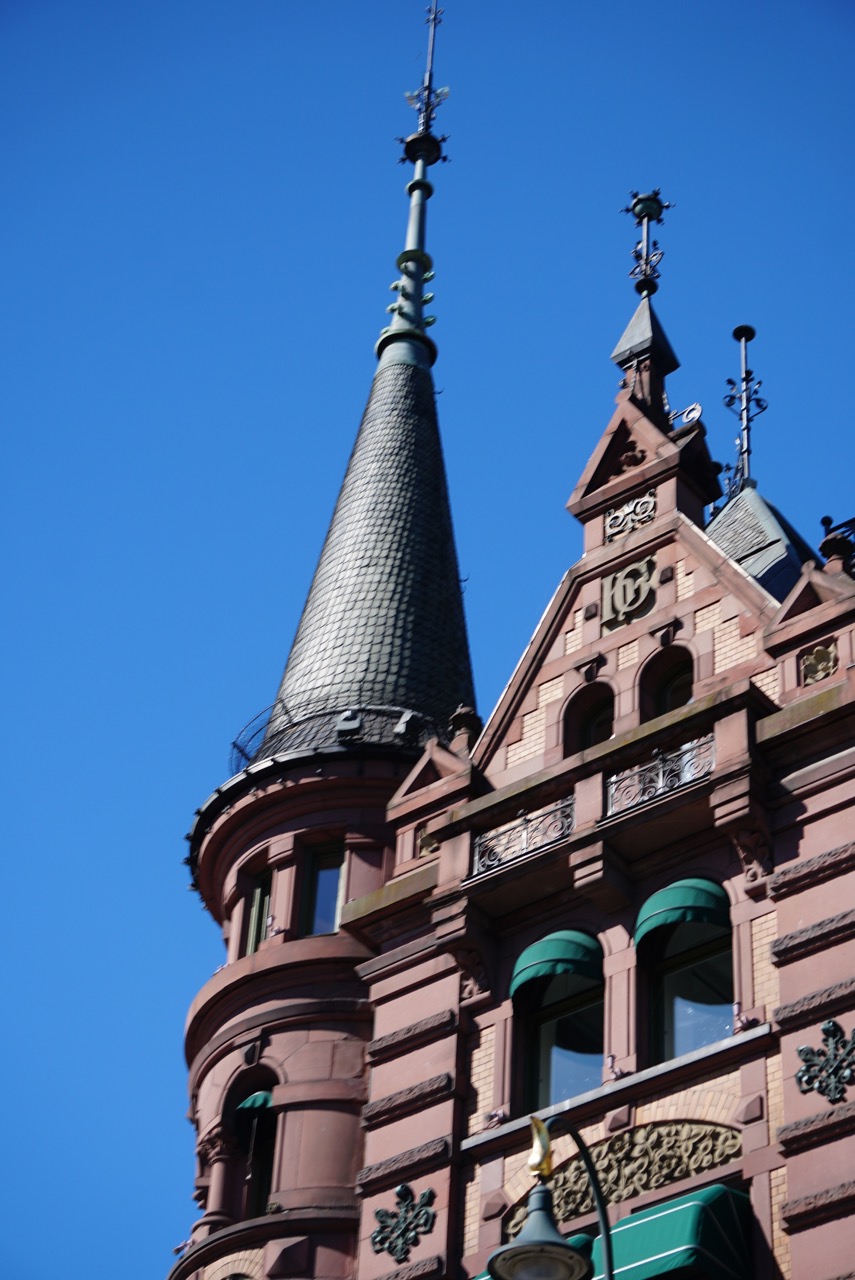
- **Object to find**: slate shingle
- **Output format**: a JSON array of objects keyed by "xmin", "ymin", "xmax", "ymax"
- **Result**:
[{"xmin": 259, "ymin": 359, "xmax": 475, "ymax": 756}]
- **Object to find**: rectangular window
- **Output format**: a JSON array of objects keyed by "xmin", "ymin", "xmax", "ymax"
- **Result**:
[
  {"xmin": 302, "ymin": 849, "xmax": 344, "ymax": 936},
  {"xmin": 244, "ymin": 871, "xmax": 272, "ymax": 956}
]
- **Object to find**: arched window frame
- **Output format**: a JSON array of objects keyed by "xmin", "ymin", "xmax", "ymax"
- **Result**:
[
  {"xmin": 638, "ymin": 645, "xmax": 695, "ymax": 723},
  {"xmin": 563, "ymin": 681, "xmax": 615, "ymax": 757},
  {"xmin": 634, "ymin": 878, "xmax": 733, "ymax": 1066},
  {"xmin": 511, "ymin": 930, "xmax": 605, "ymax": 1110}
]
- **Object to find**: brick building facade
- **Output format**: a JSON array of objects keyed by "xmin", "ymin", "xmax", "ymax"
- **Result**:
[{"xmin": 168, "ymin": 18, "xmax": 855, "ymax": 1280}]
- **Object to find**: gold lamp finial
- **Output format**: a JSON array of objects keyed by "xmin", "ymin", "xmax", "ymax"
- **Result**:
[{"xmin": 527, "ymin": 1115, "xmax": 553, "ymax": 1180}]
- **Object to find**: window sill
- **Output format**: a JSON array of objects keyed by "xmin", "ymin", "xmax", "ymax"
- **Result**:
[{"xmin": 461, "ymin": 1022, "xmax": 774, "ymax": 1155}]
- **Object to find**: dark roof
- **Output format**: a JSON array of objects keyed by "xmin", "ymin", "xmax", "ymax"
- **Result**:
[
  {"xmin": 706, "ymin": 484, "xmax": 817, "ymax": 601},
  {"xmin": 610, "ymin": 295, "xmax": 680, "ymax": 376},
  {"xmin": 259, "ymin": 358, "xmax": 475, "ymax": 758}
]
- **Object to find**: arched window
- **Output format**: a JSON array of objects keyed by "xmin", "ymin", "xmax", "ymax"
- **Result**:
[
  {"xmin": 563, "ymin": 683, "xmax": 614, "ymax": 757},
  {"xmin": 222, "ymin": 1069, "xmax": 279, "ymax": 1222},
  {"xmin": 639, "ymin": 646, "xmax": 694, "ymax": 723},
  {"xmin": 511, "ymin": 930, "xmax": 604, "ymax": 1108},
  {"xmin": 635, "ymin": 879, "xmax": 732, "ymax": 1064}
]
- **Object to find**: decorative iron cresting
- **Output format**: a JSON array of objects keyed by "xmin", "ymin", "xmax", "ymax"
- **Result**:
[
  {"xmin": 604, "ymin": 491, "xmax": 656, "ymax": 541},
  {"xmin": 504, "ymin": 1121, "xmax": 741, "ymax": 1237},
  {"xmin": 796, "ymin": 1020, "xmax": 855, "ymax": 1105},
  {"xmin": 606, "ymin": 734, "xmax": 714, "ymax": 815},
  {"xmin": 371, "ymin": 1183, "xmax": 437, "ymax": 1264},
  {"xmin": 471, "ymin": 796, "xmax": 576, "ymax": 877}
]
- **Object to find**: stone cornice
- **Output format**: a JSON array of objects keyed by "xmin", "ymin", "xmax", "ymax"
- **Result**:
[
  {"xmin": 781, "ymin": 1179, "xmax": 855, "ymax": 1232},
  {"xmin": 774, "ymin": 978, "xmax": 855, "ymax": 1030},
  {"xmin": 772, "ymin": 908, "xmax": 855, "ymax": 966},
  {"xmin": 363, "ymin": 1073, "xmax": 455, "ymax": 1128},
  {"xmin": 770, "ymin": 841, "xmax": 855, "ymax": 900},
  {"xmin": 778, "ymin": 1099, "xmax": 855, "ymax": 1154},
  {"xmin": 356, "ymin": 1137, "xmax": 451, "ymax": 1194},
  {"xmin": 167, "ymin": 1207, "xmax": 360, "ymax": 1280},
  {"xmin": 374, "ymin": 1256, "xmax": 445, "ymax": 1280},
  {"xmin": 368, "ymin": 1009, "xmax": 457, "ymax": 1064}
]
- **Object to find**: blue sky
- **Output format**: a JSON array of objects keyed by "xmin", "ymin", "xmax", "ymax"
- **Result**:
[{"xmin": 2, "ymin": 3, "xmax": 853, "ymax": 1278}]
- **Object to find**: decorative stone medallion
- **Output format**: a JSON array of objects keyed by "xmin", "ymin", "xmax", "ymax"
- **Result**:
[
  {"xmin": 601, "ymin": 557, "xmax": 656, "ymax": 630},
  {"xmin": 800, "ymin": 640, "xmax": 838, "ymax": 686},
  {"xmin": 604, "ymin": 491, "xmax": 656, "ymax": 542}
]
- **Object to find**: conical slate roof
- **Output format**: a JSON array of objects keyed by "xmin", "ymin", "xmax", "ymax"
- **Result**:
[{"xmin": 258, "ymin": 356, "xmax": 475, "ymax": 757}]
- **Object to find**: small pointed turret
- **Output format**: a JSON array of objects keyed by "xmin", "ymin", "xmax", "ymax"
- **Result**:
[
  {"xmin": 611, "ymin": 191, "xmax": 679, "ymax": 424},
  {"xmin": 257, "ymin": 5, "xmax": 475, "ymax": 760}
]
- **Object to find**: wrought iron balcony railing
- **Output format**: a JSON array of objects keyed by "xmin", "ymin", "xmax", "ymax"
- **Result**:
[
  {"xmin": 606, "ymin": 733, "xmax": 715, "ymax": 816},
  {"xmin": 471, "ymin": 796, "xmax": 576, "ymax": 878}
]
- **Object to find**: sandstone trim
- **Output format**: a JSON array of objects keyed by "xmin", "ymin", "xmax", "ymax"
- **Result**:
[
  {"xmin": 770, "ymin": 841, "xmax": 855, "ymax": 900},
  {"xmin": 368, "ymin": 1010, "xmax": 457, "ymax": 1063},
  {"xmin": 781, "ymin": 1179, "xmax": 855, "ymax": 1231},
  {"xmin": 356, "ymin": 1138, "xmax": 451, "ymax": 1193},
  {"xmin": 778, "ymin": 1100, "xmax": 855, "ymax": 1153},
  {"xmin": 774, "ymin": 977, "xmax": 855, "ymax": 1030},
  {"xmin": 772, "ymin": 908, "xmax": 855, "ymax": 965},
  {"xmin": 363, "ymin": 1073, "xmax": 454, "ymax": 1127},
  {"xmin": 374, "ymin": 1256, "xmax": 445, "ymax": 1280}
]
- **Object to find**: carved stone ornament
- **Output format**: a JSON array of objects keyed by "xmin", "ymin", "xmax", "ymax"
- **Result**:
[
  {"xmin": 609, "ymin": 435, "xmax": 647, "ymax": 477},
  {"xmin": 371, "ymin": 1183, "xmax": 437, "ymax": 1264},
  {"xmin": 504, "ymin": 1121, "xmax": 741, "ymax": 1237},
  {"xmin": 604, "ymin": 491, "xmax": 656, "ymax": 542},
  {"xmin": 796, "ymin": 1020, "xmax": 855, "ymax": 1105},
  {"xmin": 800, "ymin": 640, "xmax": 838, "ymax": 686},
  {"xmin": 601, "ymin": 557, "xmax": 656, "ymax": 630},
  {"xmin": 198, "ymin": 1127, "xmax": 240, "ymax": 1164},
  {"xmin": 730, "ymin": 826, "xmax": 773, "ymax": 885},
  {"xmin": 454, "ymin": 946, "xmax": 490, "ymax": 1002}
]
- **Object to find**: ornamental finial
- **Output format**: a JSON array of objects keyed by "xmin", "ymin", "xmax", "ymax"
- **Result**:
[
  {"xmin": 621, "ymin": 189, "xmax": 673, "ymax": 296},
  {"xmin": 723, "ymin": 324, "xmax": 768, "ymax": 498},
  {"xmin": 403, "ymin": 4, "xmax": 449, "ymax": 144}
]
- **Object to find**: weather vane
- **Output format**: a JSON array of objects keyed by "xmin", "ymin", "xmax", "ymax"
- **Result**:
[
  {"xmin": 622, "ymin": 189, "xmax": 672, "ymax": 295},
  {"xmin": 404, "ymin": 4, "xmax": 449, "ymax": 138},
  {"xmin": 723, "ymin": 324, "xmax": 767, "ymax": 499}
]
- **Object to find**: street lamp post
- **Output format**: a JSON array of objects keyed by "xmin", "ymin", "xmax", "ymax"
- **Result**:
[{"xmin": 486, "ymin": 1116, "xmax": 614, "ymax": 1280}]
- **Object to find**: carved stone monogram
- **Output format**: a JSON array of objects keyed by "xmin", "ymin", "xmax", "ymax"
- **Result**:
[
  {"xmin": 604, "ymin": 491, "xmax": 657, "ymax": 542},
  {"xmin": 372, "ymin": 1184, "xmax": 437, "ymax": 1264},
  {"xmin": 800, "ymin": 640, "xmax": 838, "ymax": 686},
  {"xmin": 601, "ymin": 557, "xmax": 656, "ymax": 630},
  {"xmin": 504, "ymin": 1121, "xmax": 741, "ymax": 1237},
  {"xmin": 796, "ymin": 1020, "xmax": 855, "ymax": 1105}
]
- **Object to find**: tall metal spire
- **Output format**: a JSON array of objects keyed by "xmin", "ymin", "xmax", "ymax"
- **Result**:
[
  {"xmin": 376, "ymin": 4, "xmax": 449, "ymax": 370},
  {"xmin": 723, "ymin": 324, "xmax": 767, "ymax": 499},
  {"xmin": 250, "ymin": 3, "xmax": 476, "ymax": 763},
  {"xmin": 611, "ymin": 190, "xmax": 679, "ymax": 420}
]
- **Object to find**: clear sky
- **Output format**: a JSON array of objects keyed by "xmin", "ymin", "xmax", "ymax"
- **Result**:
[{"xmin": 2, "ymin": 2, "xmax": 853, "ymax": 1278}]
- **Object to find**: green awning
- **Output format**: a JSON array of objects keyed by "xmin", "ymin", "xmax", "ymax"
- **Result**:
[
  {"xmin": 510, "ymin": 930, "xmax": 603, "ymax": 998},
  {"xmin": 236, "ymin": 1090, "xmax": 272, "ymax": 1111},
  {"xmin": 587, "ymin": 1184, "xmax": 750, "ymax": 1280},
  {"xmin": 634, "ymin": 879, "xmax": 730, "ymax": 949}
]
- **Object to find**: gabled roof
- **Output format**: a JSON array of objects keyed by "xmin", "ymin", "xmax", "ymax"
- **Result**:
[{"xmin": 706, "ymin": 485, "xmax": 817, "ymax": 602}]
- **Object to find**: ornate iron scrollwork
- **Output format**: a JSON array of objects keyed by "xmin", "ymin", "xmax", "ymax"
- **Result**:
[
  {"xmin": 796, "ymin": 1020, "xmax": 855, "ymax": 1105},
  {"xmin": 472, "ymin": 796, "xmax": 576, "ymax": 877},
  {"xmin": 371, "ymin": 1183, "xmax": 437, "ymax": 1263},
  {"xmin": 606, "ymin": 735, "xmax": 715, "ymax": 815}
]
